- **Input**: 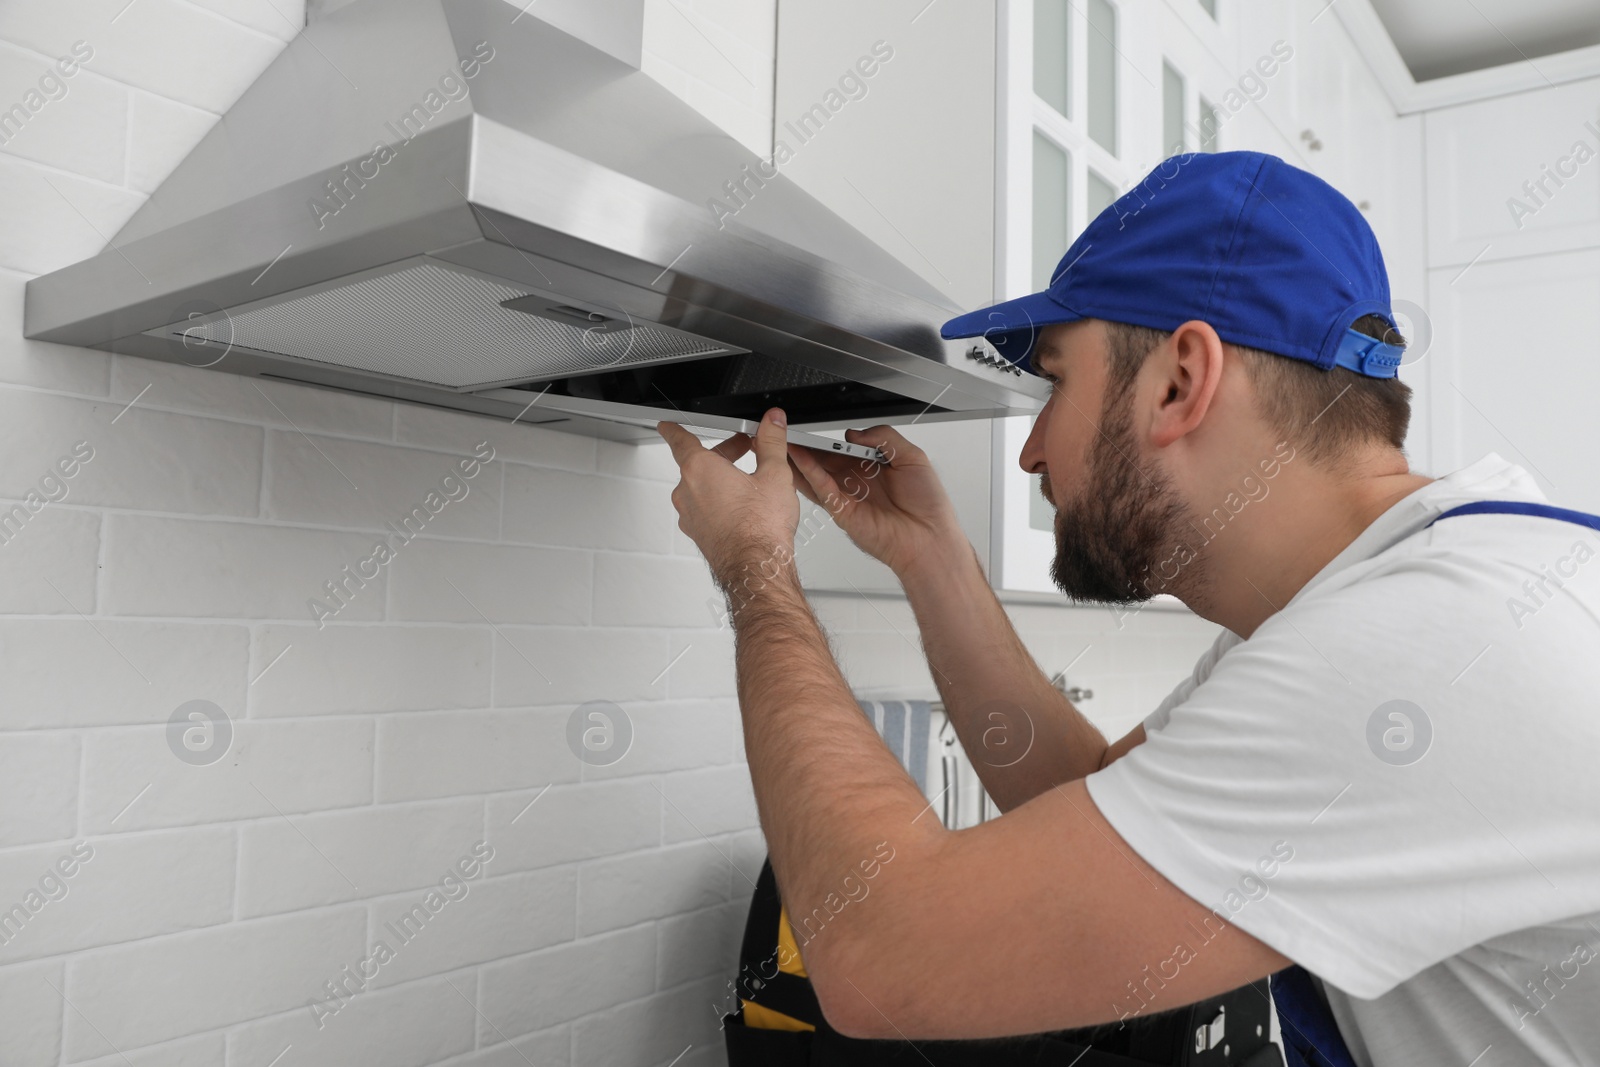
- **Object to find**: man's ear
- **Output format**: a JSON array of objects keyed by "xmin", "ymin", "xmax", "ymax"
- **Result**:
[{"xmin": 1148, "ymin": 320, "xmax": 1225, "ymax": 449}]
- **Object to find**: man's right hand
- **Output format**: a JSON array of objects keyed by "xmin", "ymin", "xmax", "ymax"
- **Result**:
[{"xmin": 786, "ymin": 425, "xmax": 968, "ymax": 579}]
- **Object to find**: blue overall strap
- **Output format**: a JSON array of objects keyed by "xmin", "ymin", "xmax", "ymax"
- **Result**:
[
  {"xmin": 1426, "ymin": 499, "xmax": 1600, "ymax": 532},
  {"xmin": 1270, "ymin": 966, "xmax": 1360, "ymax": 1067}
]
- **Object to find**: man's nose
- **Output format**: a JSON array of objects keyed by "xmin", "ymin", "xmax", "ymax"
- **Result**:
[{"xmin": 1019, "ymin": 411, "xmax": 1048, "ymax": 474}]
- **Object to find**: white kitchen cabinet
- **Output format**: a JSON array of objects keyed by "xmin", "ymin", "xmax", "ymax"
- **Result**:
[
  {"xmin": 1153, "ymin": 1, "xmax": 1244, "ymax": 160},
  {"xmin": 771, "ymin": 0, "xmax": 997, "ymax": 311},
  {"xmin": 1412, "ymin": 75, "xmax": 1600, "ymax": 501},
  {"xmin": 1220, "ymin": 0, "xmax": 1412, "ymax": 229},
  {"xmin": 1423, "ymin": 78, "xmax": 1600, "ymax": 271},
  {"xmin": 1224, "ymin": 0, "xmax": 1406, "ymax": 229},
  {"xmin": 1215, "ymin": 0, "xmax": 1360, "ymax": 192},
  {"xmin": 1426, "ymin": 247, "xmax": 1600, "ymax": 512},
  {"xmin": 1231, "ymin": 0, "xmax": 1301, "ymax": 157},
  {"xmin": 1162, "ymin": 0, "xmax": 1233, "ymax": 77},
  {"xmin": 774, "ymin": 0, "xmax": 1002, "ymax": 594},
  {"xmin": 1291, "ymin": 7, "xmax": 1359, "ymax": 193},
  {"xmin": 988, "ymin": 0, "xmax": 1151, "ymax": 598}
]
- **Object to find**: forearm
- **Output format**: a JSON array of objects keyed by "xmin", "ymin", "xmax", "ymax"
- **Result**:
[
  {"xmin": 726, "ymin": 558, "xmax": 941, "ymax": 963},
  {"xmin": 897, "ymin": 539, "xmax": 1109, "ymax": 810}
]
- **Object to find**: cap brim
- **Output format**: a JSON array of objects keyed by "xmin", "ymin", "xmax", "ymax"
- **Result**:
[{"xmin": 940, "ymin": 292, "xmax": 1082, "ymax": 374}]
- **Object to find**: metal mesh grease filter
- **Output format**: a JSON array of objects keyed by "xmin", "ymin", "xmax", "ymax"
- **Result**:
[{"xmin": 180, "ymin": 261, "xmax": 740, "ymax": 389}]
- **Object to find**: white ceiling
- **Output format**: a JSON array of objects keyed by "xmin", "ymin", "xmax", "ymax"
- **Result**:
[{"xmin": 1367, "ymin": 0, "xmax": 1600, "ymax": 81}]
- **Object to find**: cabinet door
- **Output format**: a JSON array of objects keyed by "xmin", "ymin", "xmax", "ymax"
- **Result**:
[
  {"xmin": 1229, "ymin": 0, "xmax": 1301, "ymax": 157},
  {"xmin": 1424, "ymin": 78, "xmax": 1600, "ymax": 271},
  {"xmin": 1420, "ymin": 77, "xmax": 1600, "ymax": 488},
  {"xmin": 1229, "ymin": 0, "xmax": 1380, "ymax": 197},
  {"xmin": 778, "ymin": 1, "xmax": 1000, "ymax": 593},
  {"xmin": 773, "ymin": 0, "xmax": 997, "ymax": 309},
  {"xmin": 1291, "ymin": 6, "xmax": 1356, "ymax": 191},
  {"xmin": 1427, "ymin": 249, "xmax": 1600, "ymax": 511}
]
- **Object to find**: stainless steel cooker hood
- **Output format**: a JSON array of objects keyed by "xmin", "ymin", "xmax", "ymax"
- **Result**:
[{"xmin": 23, "ymin": 0, "xmax": 1047, "ymax": 448}]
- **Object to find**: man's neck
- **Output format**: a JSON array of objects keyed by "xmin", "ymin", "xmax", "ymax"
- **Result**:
[{"xmin": 1182, "ymin": 463, "xmax": 1437, "ymax": 639}]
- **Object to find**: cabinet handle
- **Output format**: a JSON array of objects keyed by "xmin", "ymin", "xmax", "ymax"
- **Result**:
[
  {"xmin": 1050, "ymin": 668, "xmax": 1093, "ymax": 703},
  {"xmin": 1300, "ymin": 129, "xmax": 1323, "ymax": 152}
]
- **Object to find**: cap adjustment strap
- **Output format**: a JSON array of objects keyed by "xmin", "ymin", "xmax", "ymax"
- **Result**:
[{"xmin": 1333, "ymin": 327, "xmax": 1403, "ymax": 379}]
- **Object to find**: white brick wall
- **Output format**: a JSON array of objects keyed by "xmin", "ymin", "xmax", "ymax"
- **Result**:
[{"xmin": 0, "ymin": 3, "xmax": 1220, "ymax": 1066}]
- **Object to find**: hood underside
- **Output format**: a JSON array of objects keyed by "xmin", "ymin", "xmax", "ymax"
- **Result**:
[{"xmin": 23, "ymin": 0, "xmax": 1046, "ymax": 440}]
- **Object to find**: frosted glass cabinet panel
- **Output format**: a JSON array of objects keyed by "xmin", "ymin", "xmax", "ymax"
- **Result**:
[
  {"xmin": 1162, "ymin": 62, "xmax": 1186, "ymax": 155},
  {"xmin": 1087, "ymin": 0, "xmax": 1118, "ymax": 155},
  {"xmin": 1034, "ymin": 0, "xmax": 1070, "ymax": 118},
  {"xmin": 1032, "ymin": 132, "xmax": 1072, "ymax": 290}
]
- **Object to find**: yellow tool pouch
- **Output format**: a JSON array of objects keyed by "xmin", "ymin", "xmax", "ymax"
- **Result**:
[{"xmin": 721, "ymin": 857, "xmax": 1285, "ymax": 1067}]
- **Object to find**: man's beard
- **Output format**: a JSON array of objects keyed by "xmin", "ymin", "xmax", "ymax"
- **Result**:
[{"xmin": 1047, "ymin": 386, "xmax": 1196, "ymax": 605}]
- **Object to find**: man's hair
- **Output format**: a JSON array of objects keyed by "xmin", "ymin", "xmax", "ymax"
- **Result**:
[{"xmin": 1102, "ymin": 315, "xmax": 1412, "ymax": 469}]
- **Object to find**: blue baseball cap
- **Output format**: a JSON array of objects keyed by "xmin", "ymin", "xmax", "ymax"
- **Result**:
[{"xmin": 942, "ymin": 151, "xmax": 1403, "ymax": 379}]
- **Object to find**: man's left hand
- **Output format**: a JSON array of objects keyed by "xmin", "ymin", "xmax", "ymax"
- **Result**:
[{"xmin": 658, "ymin": 407, "xmax": 801, "ymax": 588}]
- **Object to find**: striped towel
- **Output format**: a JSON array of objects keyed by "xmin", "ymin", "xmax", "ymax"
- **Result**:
[{"xmin": 856, "ymin": 699, "xmax": 933, "ymax": 794}]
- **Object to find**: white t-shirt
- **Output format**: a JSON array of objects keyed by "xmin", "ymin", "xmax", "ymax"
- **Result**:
[{"xmin": 1086, "ymin": 452, "xmax": 1600, "ymax": 1067}]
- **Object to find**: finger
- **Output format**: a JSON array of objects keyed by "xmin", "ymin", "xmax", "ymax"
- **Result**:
[
  {"xmin": 790, "ymin": 441, "xmax": 858, "ymax": 483},
  {"xmin": 789, "ymin": 439, "xmax": 854, "ymax": 520},
  {"xmin": 657, "ymin": 421, "xmax": 708, "ymax": 465},
  {"xmin": 844, "ymin": 424, "xmax": 924, "ymax": 467},
  {"xmin": 786, "ymin": 448, "xmax": 823, "ymax": 506},
  {"xmin": 711, "ymin": 433, "xmax": 753, "ymax": 463},
  {"xmin": 753, "ymin": 407, "xmax": 790, "ymax": 486}
]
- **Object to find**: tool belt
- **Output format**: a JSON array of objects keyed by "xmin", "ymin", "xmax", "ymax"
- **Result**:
[{"xmin": 723, "ymin": 857, "xmax": 1285, "ymax": 1067}]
